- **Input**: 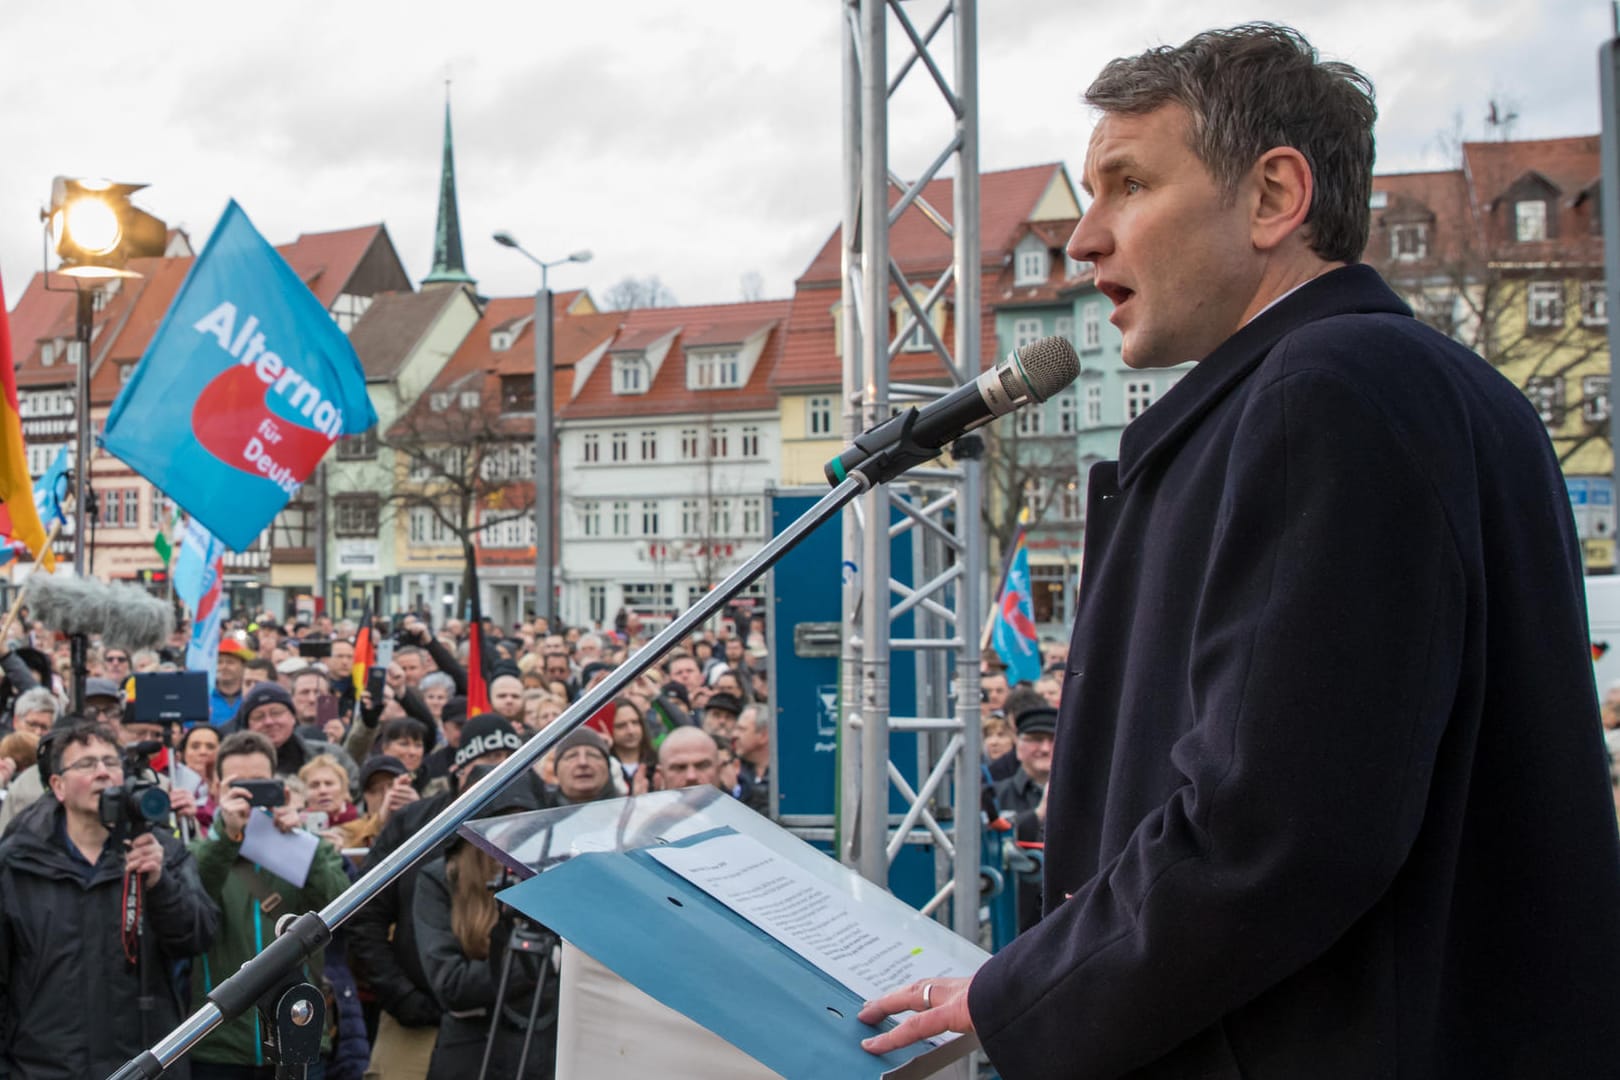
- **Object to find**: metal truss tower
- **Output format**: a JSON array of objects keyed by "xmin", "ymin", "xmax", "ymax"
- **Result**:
[{"xmin": 837, "ymin": 0, "xmax": 984, "ymax": 950}]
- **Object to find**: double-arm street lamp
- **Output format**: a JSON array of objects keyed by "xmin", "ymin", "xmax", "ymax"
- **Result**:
[{"xmin": 491, "ymin": 232, "xmax": 591, "ymax": 630}]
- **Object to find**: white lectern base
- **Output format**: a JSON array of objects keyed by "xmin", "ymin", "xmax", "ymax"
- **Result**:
[{"xmin": 556, "ymin": 942, "xmax": 783, "ymax": 1080}]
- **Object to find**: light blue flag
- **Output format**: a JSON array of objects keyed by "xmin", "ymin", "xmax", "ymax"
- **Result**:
[
  {"xmin": 173, "ymin": 516, "xmax": 228, "ymax": 688},
  {"xmin": 173, "ymin": 516, "xmax": 225, "ymax": 609},
  {"xmin": 33, "ymin": 446, "xmax": 68, "ymax": 527},
  {"xmin": 991, "ymin": 532, "xmax": 1043, "ymax": 686},
  {"xmin": 101, "ymin": 201, "xmax": 377, "ymax": 551}
]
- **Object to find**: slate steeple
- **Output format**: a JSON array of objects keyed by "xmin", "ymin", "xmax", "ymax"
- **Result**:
[{"xmin": 422, "ymin": 88, "xmax": 476, "ymax": 288}]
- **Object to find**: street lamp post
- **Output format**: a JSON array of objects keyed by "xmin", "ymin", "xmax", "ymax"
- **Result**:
[
  {"xmin": 491, "ymin": 232, "xmax": 591, "ymax": 630},
  {"xmin": 43, "ymin": 176, "xmax": 166, "ymax": 714}
]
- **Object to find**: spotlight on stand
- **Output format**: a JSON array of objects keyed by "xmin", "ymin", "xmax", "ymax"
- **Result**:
[{"xmin": 44, "ymin": 176, "xmax": 168, "ymax": 278}]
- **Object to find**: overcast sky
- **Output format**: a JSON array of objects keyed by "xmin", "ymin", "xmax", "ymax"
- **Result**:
[{"xmin": 1, "ymin": 1, "xmax": 1609, "ymax": 313}]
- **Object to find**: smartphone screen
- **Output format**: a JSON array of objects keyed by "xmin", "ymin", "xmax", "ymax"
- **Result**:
[{"xmin": 366, "ymin": 665, "xmax": 387, "ymax": 701}]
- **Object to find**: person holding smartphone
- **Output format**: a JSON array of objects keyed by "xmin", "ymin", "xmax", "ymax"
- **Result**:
[{"xmin": 187, "ymin": 731, "xmax": 349, "ymax": 1079}]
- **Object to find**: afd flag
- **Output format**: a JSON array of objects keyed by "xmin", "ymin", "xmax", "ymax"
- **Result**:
[
  {"xmin": 992, "ymin": 531, "xmax": 1042, "ymax": 686},
  {"xmin": 101, "ymin": 201, "xmax": 376, "ymax": 551}
]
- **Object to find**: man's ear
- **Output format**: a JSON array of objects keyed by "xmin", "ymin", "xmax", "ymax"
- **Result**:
[{"xmin": 1250, "ymin": 146, "xmax": 1314, "ymax": 252}]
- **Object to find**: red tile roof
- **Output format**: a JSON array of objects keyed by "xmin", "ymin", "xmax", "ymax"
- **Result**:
[
  {"xmin": 560, "ymin": 299, "xmax": 791, "ymax": 422},
  {"xmin": 775, "ymin": 164, "xmax": 1071, "ymax": 390},
  {"xmin": 1365, "ymin": 169, "xmax": 1475, "ymax": 271},
  {"xmin": 1461, "ymin": 136, "xmax": 1602, "ymax": 263},
  {"xmin": 390, "ymin": 298, "xmax": 625, "ymax": 440},
  {"xmin": 276, "ymin": 225, "xmax": 389, "ymax": 309},
  {"xmin": 6, "ymin": 272, "xmax": 75, "ymax": 369},
  {"xmin": 795, "ymin": 163, "xmax": 1068, "ymax": 284},
  {"xmin": 91, "ymin": 255, "xmax": 197, "ymax": 403}
]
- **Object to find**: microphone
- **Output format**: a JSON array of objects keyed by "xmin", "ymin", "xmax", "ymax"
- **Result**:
[
  {"xmin": 825, "ymin": 335, "xmax": 1081, "ymax": 487},
  {"xmin": 27, "ymin": 573, "xmax": 174, "ymax": 651}
]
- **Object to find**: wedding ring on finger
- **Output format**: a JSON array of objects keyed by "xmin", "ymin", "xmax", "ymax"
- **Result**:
[{"xmin": 922, "ymin": 982, "xmax": 934, "ymax": 1009}]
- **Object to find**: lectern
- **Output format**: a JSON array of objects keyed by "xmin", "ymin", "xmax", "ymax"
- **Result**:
[{"xmin": 463, "ymin": 787, "xmax": 987, "ymax": 1080}]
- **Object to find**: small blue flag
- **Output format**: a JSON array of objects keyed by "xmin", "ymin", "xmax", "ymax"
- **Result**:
[
  {"xmin": 101, "ymin": 201, "xmax": 377, "ymax": 551},
  {"xmin": 992, "ymin": 531, "xmax": 1042, "ymax": 685},
  {"xmin": 33, "ymin": 446, "xmax": 69, "ymax": 528},
  {"xmin": 173, "ymin": 516, "xmax": 228, "ymax": 690}
]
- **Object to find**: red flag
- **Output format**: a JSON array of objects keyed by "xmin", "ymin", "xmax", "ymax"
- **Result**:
[
  {"xmin": 467, "ymin": 587, "xmax": 491, "ymax": 717},
  {"xmin": 584, "ymin": 700, "xmax": 616, "ymax": 739},
  {"xmin": 0, "ymin": 276, "xmax": 52, "ymax": 569}
]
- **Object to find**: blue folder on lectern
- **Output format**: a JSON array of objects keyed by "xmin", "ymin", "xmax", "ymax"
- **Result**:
[{"xmin": 462, "ymin": 787, "xmax": 986, "ymax": 1080}]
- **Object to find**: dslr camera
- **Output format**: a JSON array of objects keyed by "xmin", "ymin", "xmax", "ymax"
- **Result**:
[{"xmin": 98, "ymin": 777, "xmax": 171, "ymax": 845}]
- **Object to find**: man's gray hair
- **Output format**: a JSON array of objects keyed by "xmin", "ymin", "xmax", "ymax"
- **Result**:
[
  {"xmin": 420, "ymin": 671, "xmax": 456, "ymax": 695},
  {"xmin": 1085, "ymin": 23, "xmax": 1376, "ymax": 264},
  {"xmin": 14, "ymin": 687, "xmax": 59, "ymax": 723}
]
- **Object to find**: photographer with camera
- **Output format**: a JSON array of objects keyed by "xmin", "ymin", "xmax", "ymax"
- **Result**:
[
  {"xmin": 187, "ymin": 731, "xmax": 349, "ymax": 1078},
  {"xmin": 0, "ymin": 722, "xmax": 219, "ymax": 1079}
]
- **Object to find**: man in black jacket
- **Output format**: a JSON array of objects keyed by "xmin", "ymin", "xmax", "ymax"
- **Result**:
[
  {"xmin": 347, "ymin": 714, "xmax": 533, "ymax": 1079},
  {"xmin": 861, "ymin": 24, "xmax": 1620, "ymax": 1079},
  {"xmin": 0, "ymin": 722, "xmax": 219, "ymax": 1079}
]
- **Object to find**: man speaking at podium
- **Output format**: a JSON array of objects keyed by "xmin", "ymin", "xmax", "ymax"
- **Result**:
[{"xmin": 861, "ymin": 23, "xmax": 1620, "ymax": 1079}]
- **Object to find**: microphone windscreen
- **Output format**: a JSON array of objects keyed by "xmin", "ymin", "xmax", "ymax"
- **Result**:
[
  {"xmin": 27, "ymin": 574, "xmax": 174, "ymax": 651},
  {"xmin": 1012, "ymin": 336, "xmax": 1081, "ymax": 401}
]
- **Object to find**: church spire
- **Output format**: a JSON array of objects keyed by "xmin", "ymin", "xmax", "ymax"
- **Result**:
[{"xmin": 422, "ymin": 85, "xmax": 476, "ymax": 288}]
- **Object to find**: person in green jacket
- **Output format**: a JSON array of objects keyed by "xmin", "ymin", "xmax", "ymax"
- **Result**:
[{"xmin": 187, "ymin": 730, "xmax": 349, "ymax": 1079}]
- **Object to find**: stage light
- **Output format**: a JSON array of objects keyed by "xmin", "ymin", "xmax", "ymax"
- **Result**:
[{"xmin": 45, "ymin": 176, "xmax": 168, "ymax": 278}]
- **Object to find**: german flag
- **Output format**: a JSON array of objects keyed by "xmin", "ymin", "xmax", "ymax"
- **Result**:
[
  {"xmin": 0, "ymin": 276, "xmax": 52, "ymax": 570},
  {"xmin": 352, "ymin": 601, "xmax": 376, "ymax": 697}
]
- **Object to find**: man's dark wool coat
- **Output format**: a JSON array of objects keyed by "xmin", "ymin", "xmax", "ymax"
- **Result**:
[{"xmin": 969, "ymin": 265, "xmax": 1620, "ymax": 1079}]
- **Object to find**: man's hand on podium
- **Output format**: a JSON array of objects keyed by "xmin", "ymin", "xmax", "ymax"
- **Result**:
[{"xmin": 857, "ymin": 975, "xmax": 975, "ymax": 1055}]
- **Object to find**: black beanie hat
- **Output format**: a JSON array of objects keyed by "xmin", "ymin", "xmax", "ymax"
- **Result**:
[{"xmin": 453, "ymin": 713, "xmax": 525, "ymax": 770}]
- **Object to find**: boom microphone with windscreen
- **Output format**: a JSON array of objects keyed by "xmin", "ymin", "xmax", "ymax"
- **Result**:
[
  {"xmin": 825, "ymin": 334, "xmax": 1081, "ymax": 487},
  {"xmin": 26, "ymin": 573, "xmax": 174, "ymax": 651}
]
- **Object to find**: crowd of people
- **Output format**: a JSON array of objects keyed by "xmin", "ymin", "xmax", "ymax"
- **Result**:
[{"xmin": 0, "ymin": 604, "xmax": 776, "ymax": 1079}]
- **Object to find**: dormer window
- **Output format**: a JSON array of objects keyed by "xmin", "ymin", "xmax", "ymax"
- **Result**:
[
  {"xmin": 491, "ymin": 331, "xmax": 514, "ymax": 351},
  {"xmin": 1515, "ymin": 200, "xmax": 1548, "ymax": 242},
  {"xmin": 1369, "ymin": 191, "xmax": 1389, "ymax": 209},
  {"xmin": 499, "ymin": 374, "xmax": 533, "ymax": 413},
  {"xmin": 39, "ymin": 341, "xmax": 55, "ymax": 366},
  {"xmin": 119, "ymin": 364, "xmax": 133, "ymax": 386},
  {"xmin": 1391, "ymin": 223, "xmax": 1429, "ymax": 261},
  {"xmin": 1014, "ymin": 235, "xmax": 1050, "ymax": 286},
  {"xmin": 459, "ymin": 390, "xmax": 480, "ymax": 409},
  {"xmin": 1065, "ymin": 254, "xmax": 1091, "ymax": 279},
  {"xmin": 613, "ymin": 355, "xmax": 648, "ymax": 395},
  {"xmin": 430, "ymin": 392, "xmax": 451, "ymax": 411},
  {"xmin": 687, "ymin": 348, "xmax": 742, "ymax": 390}
]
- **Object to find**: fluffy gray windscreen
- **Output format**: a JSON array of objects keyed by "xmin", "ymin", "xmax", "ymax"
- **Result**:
[
  {"xmin": 26, "ymin": 574, "xmax": 174, "ymax": 650},
  {"xmin": 1003, "ymin": 335, "xmax": 1081, "ymax": 403}
]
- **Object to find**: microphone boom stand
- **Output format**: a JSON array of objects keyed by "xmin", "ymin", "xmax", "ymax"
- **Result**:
[{"xmin": 108, "ymin": 468, "xmax": 887, "ymax": 1080}]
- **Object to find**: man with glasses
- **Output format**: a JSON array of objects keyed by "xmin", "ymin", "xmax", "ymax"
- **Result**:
[
  {"xmin": 0, "ymin": 722, "xmax": 218, "ymax": 1078},
  {"xmin": 81, "ymin": 678, "xmax": 124, "ymax": 727},
  {"xmin": 0, "ymin": 689, "xmax": 61, "ymax": 834}
]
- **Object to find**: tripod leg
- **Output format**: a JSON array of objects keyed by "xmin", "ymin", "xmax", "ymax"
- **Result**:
[
  {"xmin": 513, "ymin": 952, "xmax": 551, "ymax": 1079},
  {"xmin": 478, "ymin": 934, "xmax": 519, "ymax": 1080}
]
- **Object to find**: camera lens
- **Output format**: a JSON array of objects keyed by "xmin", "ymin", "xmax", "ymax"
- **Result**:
[{"xmin": 133, "ymin": 783, "xmax": 171, "ymax": 823}]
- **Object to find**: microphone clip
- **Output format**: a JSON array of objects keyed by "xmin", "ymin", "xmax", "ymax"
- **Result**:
[{"xmin": 825, "ymin": 407, "xmax": 943, "ymax": 489}]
